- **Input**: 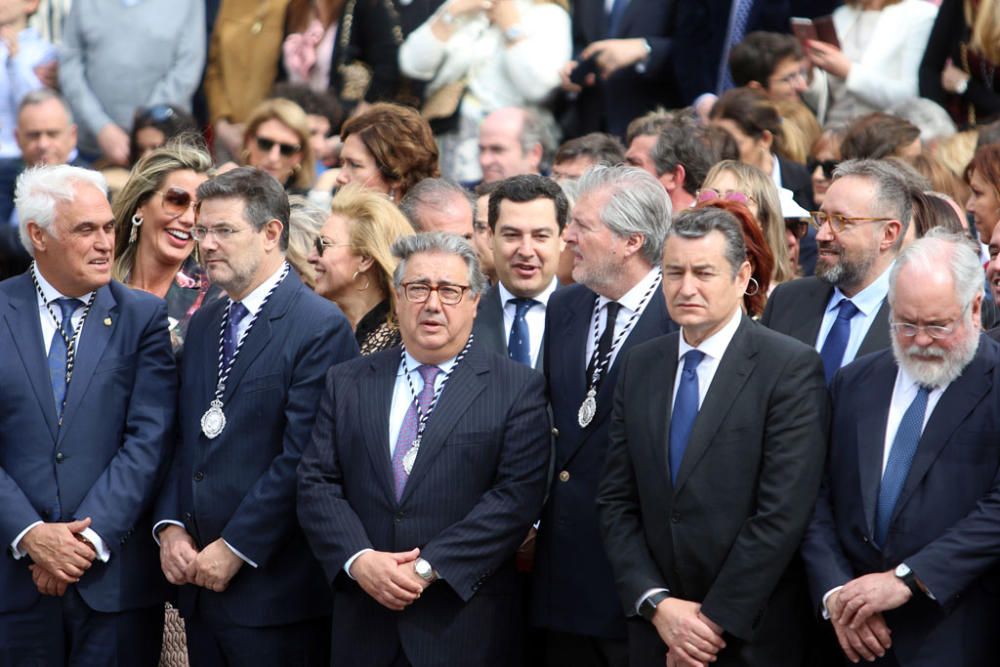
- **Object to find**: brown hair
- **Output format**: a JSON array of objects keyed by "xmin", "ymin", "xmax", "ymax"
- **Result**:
[
  {"xmin": 710, "ymin": 87, "xmax": 785, "ymax": 155},
  {"xmin": 243, "ymin": 98, "xmax": 316, "ymax": 190},
  {"xmin": 840, "ymin": 113, "xmax": 920, "ymax": 161},
  {"xmin": 965, "ymin": 144, "xmax": 1000, "ymax": 203},
  {"xmin": 911, "ymin": 151, "xmax": 970, "ymax": 205},
  {"xmin": 774, "ymin": 98, "xmax": 821, "ymax": 164}
]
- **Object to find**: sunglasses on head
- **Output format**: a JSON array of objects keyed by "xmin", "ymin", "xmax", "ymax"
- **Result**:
[
  {"xmin": 807, "ymin": 158, "xmax": 838, "ymax": 180},
  {"xmin": 255, "ymin": 136, "xmax": 301, "ymax": 157},
  {"xmin": 696, "ymin": 188, "xmax": 753, "ymax": 205},
  {"xmin": 156, "ymin": 186, "xmax": 196, "ymax": 218}
]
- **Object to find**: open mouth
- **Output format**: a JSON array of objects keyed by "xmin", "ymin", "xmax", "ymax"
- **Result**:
[{"xmin": 166, "ymin": 229, "xmax": 192, "ymax": 241}]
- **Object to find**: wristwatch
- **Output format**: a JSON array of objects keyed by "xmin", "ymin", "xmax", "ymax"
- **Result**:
[
  {"xmin": 639, "ymin": 590, "xmax": 670, "ymax": 621},
  {"xmin": 894, "ymin": 563, "xmax": 921, "ymax": 596},
  {"xmin": 415, "ymin": 557, "xmax": 436, "ymax": 582},
  {"xmin": 955, "ymin": 76, "xmax": 969, "ymax": 95}
]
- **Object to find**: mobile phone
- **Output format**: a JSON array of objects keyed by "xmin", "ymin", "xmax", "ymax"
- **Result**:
[
  {"xmin": 570, "ymin": 55, "xmax": 598, "ymax": 86},
  {"xmin": 790, "ymin": 17, "xmax": 818, "ymax": 52},
  {"xmin": 813, "ymin": 15, "xmax": 840, "ymax": 48}
]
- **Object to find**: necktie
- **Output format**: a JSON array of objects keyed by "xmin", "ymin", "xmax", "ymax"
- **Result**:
[
  {"xmin": 48, "ymin": 297, "xmax": 83, "ymax": 418},
  {"xmin": 507, "ymin": 298, "xmax": 536, "ymax": 366},
  {"xmin": 223, "ymin": 302, "xmax": 250, "ymax": 369},
  {"xmin": 587, "ymin": 301, "xmax": 621, "ymax": 381},
  {"xmin": 820, "ymin": 299, "xmax": 860, "ymax": 384},
  {"xmin": 718, "ymin": 0, "xmax": 754, "ymax": 92},
  {"xmin": 874, "ymin": 386, "xmax": 931, "ymax": 546},
  {"xmin": 606, "ymin": 0, "xmax": 630, "ymax": 38},
  {"xmin": 669, "ymin": 350, "xmax": 705, "ymax": 483},
  {"xmin": 392, "ymin": 364, "xmax": 441, "ymax": 499}
]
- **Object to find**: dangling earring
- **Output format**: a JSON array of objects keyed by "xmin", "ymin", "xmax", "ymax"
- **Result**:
[
  {"xmin": 745, "ymin": 277, "xmax": 760, "ymax": 296},
  {"xmin": 352, "ymin": 269, "xmax": 371, "ymax": 291},
  {"xmin": 129, "ymin": 214, "xmax": 143, "ymax": 244}
]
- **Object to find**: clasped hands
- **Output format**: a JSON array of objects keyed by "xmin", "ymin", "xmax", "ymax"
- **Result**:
[
  {"xmin": 350, "ymin": 548, "xmax": 432, "ymax": 611},
  {"xmin": 653, "ymin": 598, "xmax": 726, "ymax": 667},
  {"xmin": 827, "ymin": 571, "xmax": 912, "ymax": 663},
  {"xmin": 559, "ymin": 39, "xmax": 651, "ymax": 92},
  {"xmin": 158, "ymin": 525, "xmax": 244, "ymax": 593},
  {"xmin": 21, "ymin": 518, "xmax": 98, "ymax": 597}
]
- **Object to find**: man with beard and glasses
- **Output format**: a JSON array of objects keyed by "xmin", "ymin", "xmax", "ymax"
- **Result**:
[
  {"xmin": 762, "ymin": 159, "xmax": 910, "ymax": 383},
  {"xmin": 801, "ymin": 230, "xmax": 1000, "ymax": 667}
]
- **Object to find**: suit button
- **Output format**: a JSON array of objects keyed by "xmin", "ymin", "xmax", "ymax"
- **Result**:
[
  {"xmin": 183, "ymin": 512, "xmax": 193, "ymax": 522},
  {"xmin": 551, "ymin": 428, "xmax": 559, "ymax": 437},
  {"xmin": 394, "ymin": 512, "xmax": 404, "ymax": 525},
  {"xmin": 558, "ymin": 470, "xmax": 570, "ymax": 482},
  {"xmin": 671, "ymin": 512, "xmax": 680, "ymax": 523},
  {"xmin": 862, "ymin": 535, "xmax": 869, "ymax": 543},
  {"xmin": 193, "ymin": 471, "xmax": 204, "ymax": 482},
  {"xmin": 55, "ymin": 452, "xmax": 64, "ymax": 463}
]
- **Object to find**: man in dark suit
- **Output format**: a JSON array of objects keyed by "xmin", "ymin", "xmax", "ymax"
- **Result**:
[
  {"xmin": 762, "ymin": 159, "xmax": 911, "ymax": 382},
  {"xmin": 473, "ymin": 174, "xmax": 566, "ymax": 370},
  {"xmin": 298, "ymin": 232, "xmax": 551, "ymax": 666},
  {"xmin": 531, "ymin": 166, "xmax": 676, "ymax": 666},
  {"xmin": 802, "ymin": 231, "xmax": 1000, "ymax": 666},
  {"xmin": 153, "ymin": 167, "xmax": 358, "ymax": 666},
  {"xmin": 0, "ymin": 165, "xmax": 176, "ymax": 665},
  {"xmin": 598, "ymin": 206, "xmax": 828, "ymax": 666}
]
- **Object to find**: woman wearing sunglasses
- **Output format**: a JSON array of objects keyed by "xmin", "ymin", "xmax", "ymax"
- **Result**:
[
  {"xmin": 241, "ymin": 97, "xmax": 316, "ymax": 193},
  {"xmin": 807, "ymin": 124, "xmax": 847, "ymax": 208},
  {"xmin": 112, "ymin": 139, "xmax": 218, "ymax": 352},
  {"xmin": 307, "ymin": 184, "xmax": 415, "ymax": 354}
]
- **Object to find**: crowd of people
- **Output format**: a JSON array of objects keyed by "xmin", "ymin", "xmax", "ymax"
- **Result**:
[{"xmin": 2, "ymin": 0, "xmax": 1000, "ymax": 666}]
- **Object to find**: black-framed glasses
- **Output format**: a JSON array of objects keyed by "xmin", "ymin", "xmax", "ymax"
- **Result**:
[
  {"xmin": 312, "ymin": 236, "xmax": 350, "ymax": 256},
  {"xmin": 809, "ymin": 211, "xmax": 893, "ymax": 234},
  {"xmin": 156, "ymin": 186, "xmax": 196, "ymax": 218},
  {"xmin": 255, "ymin": 136, "xmax": 301, "ymax": 157},
  {"xmin": 807, "ymin": 158, "xmax": 838, "ymax": 180},
  {"xmin": 400, "ymin": 281, "xmax": 470, "ymax": 305},
  {"xmin": 785, "ymin": 218, "xmax": 809, "ymax": 239}
]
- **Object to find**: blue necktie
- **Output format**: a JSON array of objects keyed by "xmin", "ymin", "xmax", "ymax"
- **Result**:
[
  {"xmin": 874, "ymin": 386, "xmax": 931, "ymax": 546},
  {"xmin": 607, "ymin": 0, "xmax": 630, "ymax": 38},
  {"xmin": 507, "ymin": 298, "xmax": 536, "ymax": 366},
  {"xmin": 820, "ymin": 299, "xmax": 860, "ymax": 383},
  {"xmin": 48, "ymin": 297, "xmax": 82, "ymax": 418},
  {"xmin": 669, "ymin": 350, "xmax": 705, "ymax": 483},
  {"xmin": 718, "ymin": 0, "xmax": 754, "ymax": 92},
  {"xmin": 223, "ymin": 302, "xmax": 250, "ymax": 369}
]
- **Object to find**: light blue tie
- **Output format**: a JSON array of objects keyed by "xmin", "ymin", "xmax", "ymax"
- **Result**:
[
  {"xmin": 874, "ymin": 386, "xmax": 931, "ymax": 546},
  {"xmin": 48, "ymin": 297, "xmax": 82, "ymax": 417},
  {"xmin": 507, "ymin": 298, "xmax": 535, "ymax": 366},
  {"xmin": 820, "ymin": 299, "xmax": 860, "ymax": 384},
  {"xmin": 669, "ymin": 350, "xmax": 705, "ymax": 483}
]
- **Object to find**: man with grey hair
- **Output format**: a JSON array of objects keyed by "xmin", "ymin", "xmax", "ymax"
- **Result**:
[
  {"xmin": 762, "ymin": 159, "xmax": 911, "ymax": 382},
  {"xmin": 298, "ymin": 231, "xmax": 551, "ymax": 666},
  {"xmin": 802, "ymin": 230, "xmax": 1000, "ymax": 666},
  {"xmin": 531, "ymin": 165, "xmax": 677, "ymax": 665},
  {"xmin": 0, "ymin": 164, "xmax": 177, "ymax": 664},
  {"xmin": 478, "ymin": 107, "xmax": 556, "ymax": 184},
  {"xmin": 398, "ymin": 177, "xmax": 475, "ymax": 242},
  {"xmin": 599, "ymin": 206, "xmax": 828, "ymax": 666}
]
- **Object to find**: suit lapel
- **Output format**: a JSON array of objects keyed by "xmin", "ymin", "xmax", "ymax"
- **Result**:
[
  {"xmin": 648, "ymin": 336, "xmax": 679, "ymax": 486},
  {"xmin": 555, "ymin": 289, "xmax": 594, "ymax": 407},
  {"xmin": 796, "ymin": 280, "xmax": 834, "ymax": 348},
  {"xmin": 857, "ymin": 300, "xmax": 891, "ymax": 357},
  {"xmin": 856, "ymin": 357, "xmax": 895, "ymax": 535},
  {"xmin": 58, "ymin": 284, "xmax": 116, "ymax": 440},
  {"xmin": 476, "ymin": 287, "xmax": 507, "ymax": 356},
  {"xmin": 360, "ymin": 352, "xmax": 398, "ymax": 505},
  {"xmin": 4, "ymin": 274, "xmax": 59, "ymax": 439}
]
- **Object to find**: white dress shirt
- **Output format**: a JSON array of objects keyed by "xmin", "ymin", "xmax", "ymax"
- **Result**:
[
  {"xmin": 815, "ymin": 264, "xmax": 892, "ymax": 369},
  {"xmin": 498, "ymin": 277, "xmax": 558, "ymax": 369},
  {"xmin": 586, "ymin": 268, "xmax": 661, "ymax": 371}
]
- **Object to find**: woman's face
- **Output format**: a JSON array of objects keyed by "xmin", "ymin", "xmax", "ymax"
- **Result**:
[
  {"xmin": 702, "ymin": 170, "xmax": 760, "ymax": 220},
  {"xmin": 135, "ymin": 169, "xmax": 208, "ymax": 269},
  {"xmin": 336, "ymin": 134, "xmax": 392, "ymax": 196},
  {"xmin": 135, "ymin": 126, "xmax": 167, "ymax": 162},
  {"xmin": 246, "ymin": 118, "xmax": 304, "ymax": 186},
  {"xmin": 810, "ymin": 146, "xmax": 839, "ymax": 207},
  {"xmin": 967, "ymin": 168, "xmax": 1000, "ymax": 241},
  {"xmin": 308, "ymin": 213, "xmax": 364, "ymax": 301}
]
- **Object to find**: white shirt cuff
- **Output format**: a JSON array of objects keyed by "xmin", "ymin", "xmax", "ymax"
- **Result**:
[
  {"xmin": 10, "ymin": 521, "xmax": 43, "ymax": 559},
  {"xmin": 152, "ymin": 520, "xmax": 185, "ymax": 546},
  {"xmin": 344, "ymin": 548, "xmax": 374, "ymax": 579},
  {"xmin": 223, "ymin": 540, "xmax": 258, "ymax": 568},
  {"xmin": 821, "ymin": 585, "xmax": 844, "ymax": 619},
  {"xmin": 79, "ymin": 527, "xmax": 110, "ymax": 563},
  {"xmin": 635, "ymin": 586, "xmax": 670, "ymax": 615}
]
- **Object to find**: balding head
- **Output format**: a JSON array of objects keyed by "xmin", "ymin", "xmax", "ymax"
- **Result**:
[{"xmin": 479, "ymin": 107, "xmax": 543, "ymax": 183}]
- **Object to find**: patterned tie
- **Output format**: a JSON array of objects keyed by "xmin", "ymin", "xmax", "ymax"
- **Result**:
[
  {"xmin": 507, "ymin": 298, "xmax": 536, "ymax": 366},
  {"xmin": 223, "ymin": 302, "xmax": 250, "ymax": 369},
  {"xmin": 606, "ymin": 0, "xmax": 630, "ymax": 38},
  {"xmin": 392, "ymin": 364, "xmax": 441, "ymax": 500},
  {"xmin": 874, "ymin": 386, "xmax": 931, "ymax": 546},
  {"xmin": 820, "ymin": 299, "xmax": 860, "ymax": 384},
  {"xmin": 669, "ymin": 350, "xmax": 705, "ymax": 484},
  {"xmin": 587, "ymin": 301, "xmax": 621, "ymax": 381},
  {"xmin": 48, "ymin": 297, "xmax": 83, "ymax": 418},
  {"xmin": 718, "ymin": 0, "xmax": 754, "ymax": 92}
]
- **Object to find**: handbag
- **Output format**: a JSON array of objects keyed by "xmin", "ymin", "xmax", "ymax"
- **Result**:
[
  {"xmin": 335, "ymin": 0, "xmax": 404, "ymax": 104},
  {"xmin": 421, "ymin": 79, "xmax": 467, "ymax": 121}
]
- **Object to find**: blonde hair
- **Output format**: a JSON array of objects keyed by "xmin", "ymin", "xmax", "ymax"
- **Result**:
[
  {"xmin": 703, "ymin": 160, "xmax": 796, "ymax": 284},
  {"xmin": 934, "ymin": 129, "xmax": 978, "ymax": 179},
  {"xmin": 329, "ymin": 185, "xmax": 415, "ymax": 314},
  {"xmin": 966, "ymin": 0, "xmax": 1000, "ymax": 65},
  {"xmin": 243, "ymin": 98, "xmax": 315, "ymax": 191},
  {"xmin": 774, "ymin": 99, "xmax": 821, "ymax": 165}
]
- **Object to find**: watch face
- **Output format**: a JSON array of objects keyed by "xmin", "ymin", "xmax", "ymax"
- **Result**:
[
  {"xmin": 895, "ymin": 563, "xmax": 911, "ymax": 577},
  {"xmin": 416, "ymin": 560, "xmax": 432, "ymax": 577}
]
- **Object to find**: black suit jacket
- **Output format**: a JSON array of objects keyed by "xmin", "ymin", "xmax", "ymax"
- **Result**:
[
  {"xmin": 531, "ymin": 282, "xmax": 676, "ymax": 639},
  {"xmin": 597, "ymin": 316, "xmax": 829, "ymax": 665},
  {"xmin": 802, "ymin": 337, "xmax": 1000, "ymax": 666},
  {"xmin": 297, "ymin": 340, "xmax": 551, "ymax": 667},
  {"xmin": 473, "ymin": 283, "xmax": 556, "ymax": 371},
  {"xmin": 761, "ymin": 276, "xmax": 892, "ymax": 361}
]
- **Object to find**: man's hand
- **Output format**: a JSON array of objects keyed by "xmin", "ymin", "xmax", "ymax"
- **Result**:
[
  {"xmin": 558, "ymin": 60, "xmax": 592, "ymax": 93},
  {"xmin": 158, "ymin": 525, "xmax": 199, "ymax": 586},
  {"xmin": 806, "ymin": 40, "xmax": 852, "ymax": 80},
  {"xmin": 349, "ymin": 548, "xmax": 423, "ymax": 611},
  {"xmin": 827, "ymin": 589, "xmax": 892, "ymax": 663},
  {"xmin": 836, "ymin": 571, "xmax": 912, "ymax": 629},
  {"xmin": 29, "ymin": 564, "xmax": 68, "ymax": 596},
  {"xmin": 186, "ymin": 539, "xmax": 243, "ymax": 592},
  {"xmin": 97, "ymin": 123, "xmax": 130, "ymax": 166},
  {"xmin": 652, "ymin": 598, "xmax": 725, "ymax": 667},
  {"xmin": 20, "ymin": 518, "xmax": 97, "ymax": 583},
  {"xmin": 580, "ymin": 39, "xmax": 649, "ymax": 79}
]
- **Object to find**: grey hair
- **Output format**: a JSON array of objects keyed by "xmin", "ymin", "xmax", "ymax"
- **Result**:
[
  {"xmin": 667, "ymin": 207, "xmax": 747, "ymax": 278},
  {"xmin": 519, "ymin": 108, "xmax": 560, "ymax": 174},
  {"xmin": 16, "ymin": 165, "xmax": 107, "ymax": 256},
  {"xmin": 18, "ymin": 88, "xmax": 74, "ymax": 123},
  {"xmin": 196, "ymin": 167, "xmax": 291, "ymax": 250},
  {"xmin": 286, "ymin": 195, "xmax": 327, "ymax": 289},
  {"xmin": 887, "ymin": 98, "xmax": 957, "ymax": 145},
  {"xmin": 576, "ymin": 165, "xmax": 672, "ymax": 265},
  {"xmin": 832, "ymin": 159, "xmax": 914, "ymax": 241},
  {"xmin": 889, "ymin": 228, "xmax": 983, "ymax": 312},
  {"xmin": 391, "ymin": 231, "xmax": 486, "ymax": 296},
  {"xmin": 398, "ymin": 177, "xmax": 473, "ymax": 231}
]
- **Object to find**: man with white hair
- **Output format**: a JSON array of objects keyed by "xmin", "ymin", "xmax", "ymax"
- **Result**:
[
  {"xmin": 0, "ymin": 165, "xmax": 176, "ymax": 664},
  {"xmin": 802, "ymin": 230, "xmax": 1000, "ymax": 666}
]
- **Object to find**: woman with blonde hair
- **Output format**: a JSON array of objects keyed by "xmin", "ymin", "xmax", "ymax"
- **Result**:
[
  {"xmin": 307, "ymin": 184, "xmax": 415, "ymax": 354},
  {"xmin": 241, "ymin": 97, "xmax": 316, "ymax": 192}
]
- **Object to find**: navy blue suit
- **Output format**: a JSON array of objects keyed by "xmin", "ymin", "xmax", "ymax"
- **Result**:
[
  {"xmin": 297, "ymin": 339, "xmax": 551, "ymax": 667},
  {"xmin": 155, "ymin": 270, "xmax": 357, "ymax": 662},
  {"xmin": 802, "ymin": 337, "xmax": 1000, "ymax": 666},
  {"xmin": 0, "ymin": 272, "xmax": 177, "ymax": 664},
  {"xmin": 531, "ymin": 282, "xmax": 676, "ymax": 640}
]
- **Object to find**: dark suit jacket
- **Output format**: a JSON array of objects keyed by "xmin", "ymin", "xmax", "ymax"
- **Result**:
[
  {"xmin": 597, "ymin": 316, "xmax": 829, "ymax": 665},
  {"xmin": 0, "ymin": 274, "xmax": 176, "ymax": 614},
  {"xmin": 297, "ymin": 339, "xmax": 551, "ymax": 667},
  {"xmin": 761, "ymin": 275, "xmax": 892, "ymax": 360},
  {"xmin": 531, "ymin": 282, "xmax": 676, "ymax": 639},
  {"xmin": 155, "ymin": 270, "xmax": 358, "ymax": 627},
  {"xmin": 802, "ymin": 337, "xmax": 1000, "ymax": 666},
  {"xmin": 472, "ymin": 283, "xmax": 553, "ymax": 371}
]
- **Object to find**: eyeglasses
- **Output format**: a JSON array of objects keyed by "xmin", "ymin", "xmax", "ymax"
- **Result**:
[
  {"xmin": 696, "ymin": 188, "xmax": 755, "ymax": 206},
  {"xmin": 156, "ymin": 187, "xmax": 196, "ymax": 218},
  {"xmin": 191, "ymin": 224, "xmax": 246, "ymax": 242},
  {"xmin": 255, "ymin": 136, "xmax": 301, "ymax": 157},
  {"xmin": 312, "ymin": 236, "xmax": 350, "ymax": 256},
  {"xmin": 785, "ymin": 218, "xmax": 809, "ymax": 239},
  {"xmin": 400, "ymin": 281, "xmax": 470, "ymax": 305},
  {"xmin": 807, "ymin": 158, "xmax": 838, "ymax": 180},
  {"xmin": 809, "ymin": 211, "xmax": 893, "ymax": 234},
  {"xmin": 889, "ymin": 321, "xmax": 959, "ymax": 339}
]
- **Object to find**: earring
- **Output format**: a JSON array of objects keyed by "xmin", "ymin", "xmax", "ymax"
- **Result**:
[
  {"xmin": 129, "ymin": 214, "xmax": 143, "ymax": 244},
  {"xmin": 352, "ymin": 269, "xmax": 371, "ymax": 291},
  {"xmin": 745, "ymin": 277, "xmax": 760, "ymax": 296}
]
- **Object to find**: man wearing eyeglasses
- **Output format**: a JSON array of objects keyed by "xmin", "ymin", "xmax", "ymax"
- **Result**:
[
  {"xmin": 802, "ymin": 231, "xmax": 1000, "ymax": 666},
  {"xmin": 762, "ymin": 159, "xmax": 911, "ymax": 383},
  {"xmin": 298, "ymin": 232, "xmax": 551, "ymax": 666},
  {"xmin": 153, "ymin": 167, "xmax": 358, "ymax": 666}
]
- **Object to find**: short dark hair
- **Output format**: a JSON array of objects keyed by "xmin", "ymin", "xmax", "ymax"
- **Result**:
[
  {"xmin": 840, "ymin": 113, "xmax": 921, "ymax": 160},
  {"xmin": 667, "ymin": 206, "xmax": 747, "ymax": 278},
  {"xmin": 554, "ymin": 132, "xmax": 625, "ymax": 168},
  {"xmin": 271, "ymin": 82, "xmax": 344, "ymax": 135},
  {"xmin": 651, "ymin": 124, "xmax": 719, "ymax": 194},
  {"xmin": 710, "ymin": 87, "xmax": 784, "ymax": 153},
  {"xmin": 625, "ymin": 108, "xmax": 675, "ymax": 146},
  {"xmin": 487, "ymin": 174, "xmax": 568, "ymax": 231},
  {"xmin": 130, "ymin": 105, "xmax": 198, "ymax": 165},
  {"xmin": 196, "ymin": 167, "xmax": 291, "ymax": 250},
  {"xmin": 729, "ymin": 31, "xmax": 802, "ymax": 88}
]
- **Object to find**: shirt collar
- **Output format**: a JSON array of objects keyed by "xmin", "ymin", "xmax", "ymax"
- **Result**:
[
  {"xmin": 32, "ymin": 264, "xmax": 95, "ymax": 307},
  {"xmin": 498, "ymin": 277, "xmax": 559, "ymax": 309},
  {"xmin": 895, "ymin": 363, "xmax": 951, "ymax": 395},
  {"xmin": 826, "ymin": 261, "xmax": 894, "ymax": 317},
  {"xmin": 398, "ymin": 349, "xmax": 459, "ymax": 377},
  {"xmin": 234, "ymin": 262, "xmax": 287, "ymax": 317},
  {"xmin": 596, "ymin": 267, "xmax": 661, "ymax": 314},
  {"xmin": 770, "ymin": 153, "xmax": 782, "ymax": 191},
  {"xmin": 678, "ymin": 307, "xmax": 742, "ymax": 362}
]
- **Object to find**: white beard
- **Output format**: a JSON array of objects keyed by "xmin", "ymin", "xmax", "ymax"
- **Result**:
[{"xmin": 891, "ymin": 327, "xmax": 979, "ymax": 388}]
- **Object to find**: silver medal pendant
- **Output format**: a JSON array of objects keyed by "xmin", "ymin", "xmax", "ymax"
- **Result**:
[
  {"xmin": 201, "ymin": 399, "xmax": 227, "ymax": 439},
  {"xmin": 402, "ymin": 438, "xmax": 420, "ymax": 475},
  {"xmin": 577, "ymin": 389, "xmax": 597, "ymax": 428}
]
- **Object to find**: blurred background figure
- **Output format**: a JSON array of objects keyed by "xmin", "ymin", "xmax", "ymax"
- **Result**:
[
  {"xmin": 130, "ymin": 105, "xmax": 199, "ymax": 166},
  {"xmin": 287, "ymin": 194, "xmax": 327, "ymax": 289},
  {"xmin": 965, "ymin": 144, "xmax": 1000, "ymax": 245},
  {"xmin": 239, "ymin": 97, "xmax": 315, "ymax": 193},
  {"xmin": 551, "ymin": 132, "xmax": 625, "ymax": 181}
]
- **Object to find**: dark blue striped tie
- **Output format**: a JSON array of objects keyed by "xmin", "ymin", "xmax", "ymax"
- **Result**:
[{"xmin": 48, "ymin": 297, "xmax": 82, "ymax": 417}]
